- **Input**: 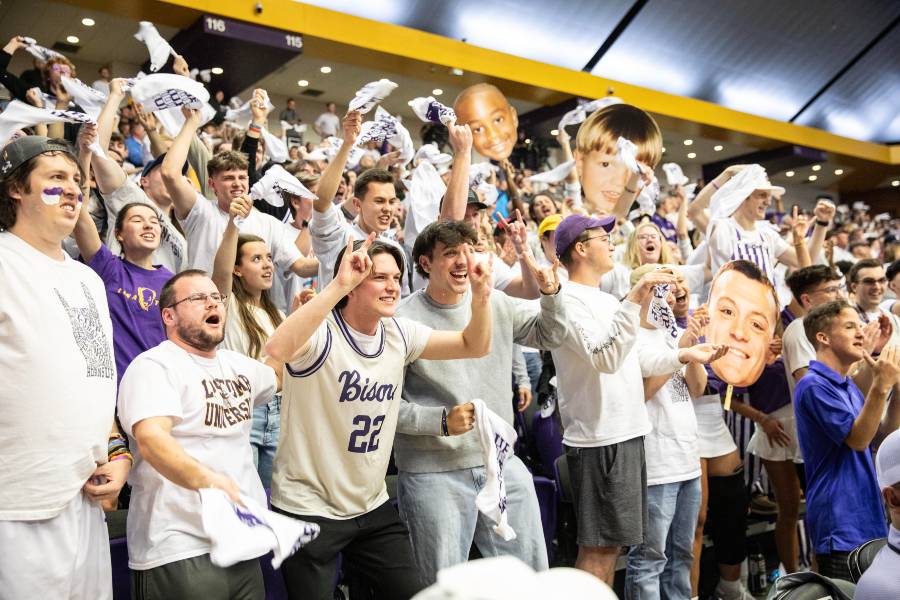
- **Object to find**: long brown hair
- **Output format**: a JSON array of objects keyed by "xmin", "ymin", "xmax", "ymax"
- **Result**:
[{"xmin": 233, "ymin": 234, "xmax": 283, "ymax": 359}]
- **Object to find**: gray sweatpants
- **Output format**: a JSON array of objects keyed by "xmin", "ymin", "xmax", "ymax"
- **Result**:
[{"xmin": 131, "ymin": 553, "xmax": 264, "ymax": 600}]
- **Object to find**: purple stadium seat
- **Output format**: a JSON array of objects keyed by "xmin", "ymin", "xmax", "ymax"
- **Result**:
[
  {"xmin": 532, "ymin": 475, "xmax": 557, "ymax": 563},
  {"xmin": 531, "ymin": 412, "xmax": 563, "ymax": 479},
  {"xmin": 109, "ymin": 537, "xmax": 130, "ymax": 600}
]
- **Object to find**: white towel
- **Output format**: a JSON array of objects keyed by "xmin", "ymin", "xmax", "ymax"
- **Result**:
[
  {"xmin": 468, "ymin": 162, "xmax": 497, "ymax": 186},
  {"xmin": 709, "ymin": 164, "xmax": 783, "ymax": 222},
  {"xmin": 414, "ymin": 143, "xmax": 453, "ymax": 174},
  {"xmin": 356, "ymin": 107, "xmax": 414, "ymax": 166},
  {"xmin": 22, "ymin": 37, "xmax": 63, "ymax": 62},
  {"xmin": 647, "ymin": 283, "xmax": 679, "ymax": 345},
  {"xmin": 662, "ymin": 162, "xmax": 689, "ymax": 187},
  {"xmin": 410, "ymin": 96, "xmax": 456, "ymax": 126},
  {"xmin": 616, "ymin": 137, "xmax": 642, "ymax": 175},
  {"xmin": 129, "ymin": 73, "xmax": 213, "ymax": 136},
  {"xmin": 303, "ymin": 148, "xmax": 327, "ymax": 161},
  {"xmin": 323, "ymin": 136, "xmax": 363, "ymax": 169},
  {"xmin": 60, "ymin": 76, "xmax": 107, "ymax": 121},
  {"xmin": 0, "ymin": 100, "xmax": 104, "ymax": 156},
  {"xmin": 260, "ymin": 128, "xmax": 289, "ymax": 163},
  {"xmin": 199, "ymin": 488, "xmax": 319, "ymax": 569},
  {"xmin": 526, "ymin": 160, "xmax": 575, "ymax": 184},
  {"xmin": 348, "ymin": 79, "xmax": 398, "ymax": 114},
  {"xmin": 472, "ymin": 399, "xmax": 518, "ymax": 541},
  {"xmin": 224, "ymin": 93, "xmax": 275, "ymax": 129},
  {"xmin": 134, "ymin": 21, "xmax": 177, "ymax": 72},
  {"xmin": 557, "ymin": 96, "xmax": 623, "ymax": 131},
  {"xmin": 250, "ymin": 164, "xmax": 317, "ymax": 207},
  {"xmin": 406, "ymin": 161, "xmax": 446, "ymax": 235}
]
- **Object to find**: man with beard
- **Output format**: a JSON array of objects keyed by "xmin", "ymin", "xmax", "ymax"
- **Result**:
[
  {"xmin": 117, "ymin": 270, "xmax": 281, "ymax": 599},
  {"xmin": 161, "ymin": 106, "xmax": 318, "ymax": 279}
]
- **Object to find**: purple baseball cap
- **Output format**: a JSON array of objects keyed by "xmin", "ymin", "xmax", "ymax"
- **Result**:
[{"xmin": 554, "ymin": 214, "xmax": 616, "ymax": 258}]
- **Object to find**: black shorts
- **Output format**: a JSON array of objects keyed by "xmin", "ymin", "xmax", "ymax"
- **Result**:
[
  {"xmin": 273, "ymin": 501, "xmax": 424, "ymax": 600},
  {"xmin": 565, "ymin": 436, "xmax": 648, "ymax": 548}
]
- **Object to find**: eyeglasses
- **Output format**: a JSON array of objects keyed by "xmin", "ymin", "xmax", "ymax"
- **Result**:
[
  {"xmin": 812, "ymin": 285, "xmax": 844, "ymax": 295},
  {"xmin": 166, "ymin": 292, "xmax": 227, "ymax": 309},
  {"xmin": 858, "ymin": 277, "xmax": 887, "ymax": 286},
  {"xmin": 636, "ymin": 233, "xmax": 661, "ymax": 242},
  {"xmin": 51, "ymin": 64, "xmax": 71, "ymax": 75},
  {"xmin": 580, "ymin": 233, "xmax": 610, "ymax": 245}
]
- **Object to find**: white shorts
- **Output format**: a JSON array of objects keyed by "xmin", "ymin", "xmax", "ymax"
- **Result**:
[
  {"xmin": 693, "ymin": 393, "xmax": 738, "ymax": 459},
  {"xmin": 746, "ymin": 403, "xmax": 803, "ymax": 463},
  {"xmin": 0, "ymin": 491, "xmax": 112, "ymax": 600}
]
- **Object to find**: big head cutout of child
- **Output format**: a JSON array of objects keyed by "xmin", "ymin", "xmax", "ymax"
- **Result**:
[
  {"xmin": 574, "ymin": 104, "xmax": 662, "ymax": 215},
  {"xmin": 706, "ymin": 260, "xmax": 779, "ymax": 388},
  {"xmin": 453, "ymin": 83, "xmax": 518, "ymax": 161}
]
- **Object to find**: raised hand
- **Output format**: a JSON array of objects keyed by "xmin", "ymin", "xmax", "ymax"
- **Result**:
[
  {"xmin": 109, "ymin": 77, "xmax": 128, "ymax": 98},
  {"xmin": 25, "ymin": 87, "xmax": 44, "ymax": 108},
  {"xmin": 250, "ymin": 88, "xmax": 270, "ymax": 124},
  {"xmin": 291, "ymin": 288, "xmax": 317, "ymax": 313},
  {"xmin": 342, "ymin": 111, "xmax": 362, "ymax": 144},
  {"xmin": 447, "ymin": 402, "xmax": 475, "ymax": 435},
  {"xmin": 466, "ymin": 249, "xmax": 493, "ymax": 303},
  {"xmin": 228, "ymin": 195, "xmax": 252, "ymax": 221},
  {"xmin": 864, "ymin": 344, "xmax": 900, "ymax": 388},
  {"xmin": 626, "ymin": 269, "xmax": 678, "ymax": 305},
  {"xmin": 334, "ymin": 232, "xmax": 375, "ymax": 291},
  {"xmin": 180, "ymin": 106, "xmax": 203, "ymax": 129},
  {"xmin": 814, "ymin": 199, "xmax": 836, "ymax": 226},
  {"xmin": 172, "ymin": 54, "xmax": 190, "ymax": 78},
  {"xmin": 679, "ymin": 342, "xmax": 729, "ymax": 365},
  {"xmin": 3, "ymin": 35, "xmax": 28, "ymax": 55},
  {"xmin": 679, "ymin": 315, "xmax": 703, "ymax": 348},
  {"xmin": 448, "ymin": 123, "xmax": 473, "ymax": 154},
  {"xmin": 376, "ymin": 150, "xmax": 403, "ymax": 170},
  {"xmin": 521, "ymin": 251, "xmax": 561, "ymax": 295},
  {"xmin": 506, "ymin": 209, "xmax": 529, "ymax": 256},
  {"xmin": 76, "ymin": 122, "xmax": 98, "ymax": 154},
  {"xmin": 791, "ymin": 205, "xmax": 811, "ymax": 244},
  {"xmin": 134, "ymin": 103, "xmax": 159, "ymax": 133}
]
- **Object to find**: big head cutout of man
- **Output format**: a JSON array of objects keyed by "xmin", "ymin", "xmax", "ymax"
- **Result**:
[
  {"xmin": 453, "ymin": 83, "xmax": 518, "ymax": 161},
  {"xmin": 706, "ymin": 260, "xmax": 779, "ymax": 387}
]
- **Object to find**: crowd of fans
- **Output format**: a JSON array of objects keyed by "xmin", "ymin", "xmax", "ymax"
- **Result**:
[{"xmin": 1, "ymin": 29, "xmax": 899, "ymax": 600}]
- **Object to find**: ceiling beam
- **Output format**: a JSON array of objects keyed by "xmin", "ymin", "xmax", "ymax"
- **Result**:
[{"xmin": 581, "ymin": 0, "xmax": 649, "ymax": 72}]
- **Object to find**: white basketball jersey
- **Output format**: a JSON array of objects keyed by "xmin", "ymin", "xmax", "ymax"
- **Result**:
[{"xmin": 271, "ymin": 309, "xmax": 430, "ymax": 519}]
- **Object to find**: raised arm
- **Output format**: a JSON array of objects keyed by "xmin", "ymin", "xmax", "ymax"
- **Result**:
[
  {"xmin": 500, "ymin": 159, "xmax": 527, "ymax": 218},
  {"xmin": 313, "ymin": 111, "xmax": 361, "ymax": 214},
  {"xmin": 440, "ymin": 123, "xmax": 473, "ymax": 221},
  {"xmin": 419, "ymin": 250, "xmax": 493, "ymax": 360},
  {"xmin": 73, "ymin": 124, "xmax": 102, "ymax": 262},
  {"xmin": 846, "ymin": 345, "xmax": 900, "ymax": 451},
  {"xmin": 807, "ymin": 200, "xmax": 835, "ymax": 263},
  {"xmin": 266, "ymin": 233, "xmax": 375, "ymax": 363},
  {"xmin": 212, "ymin": 197, "xmax": 251, "ymax": 296},
  {"xmin": 97, "ymin": 78, "xmax": 126, "ymax": 151},
  {"xmin": 161, "ymin": 107, "xmax": 203, "ymax": 220}
]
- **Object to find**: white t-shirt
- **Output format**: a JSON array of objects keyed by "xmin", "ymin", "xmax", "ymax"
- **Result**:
[
  {"xmin": 182, "ymin": 194, "xmax": 301, "ymax": 276},
  {"xmin": 315, "ymin": 112, "xmax": 341, "ymax": 138},
  {"xmin": 637, "ymin": 327, "xmax": 701, "ymax": 486},
  {"xmin": 551, "ymin": 282, "xmax": 681, "ymax": 448},
  {"xmin": 118, "ymin": 340, "xmax": 277, "ymax": 569},
  {"xmin": 310, "ymin": 203, "xmax": 408, "ymax": 293},
  {"xmin": 221, "ymin": 295, "xmax": 283, "ymax": 359},
  {"xmin": 0, "ymin": 233, "xmax": 116, "ymax": 520},
  {"xmin": 272, "ymin": 309, "xmax": 431, "ymax": 519},
  {"xmin": 104, "ymin": 179, "xmax": 188, "ymax": 273},
  {"xmin": 782, "ymin": 317, "xmax": 816, "ymax": 399}
]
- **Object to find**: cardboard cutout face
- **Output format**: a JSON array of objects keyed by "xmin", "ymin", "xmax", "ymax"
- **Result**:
[
  {"xmin": 706, "ymin": 263, "xmax": 778, "ymax": 388},
  {"xmin": 453, "ymin": 84, "xmax": 518, "ymax": 161}
]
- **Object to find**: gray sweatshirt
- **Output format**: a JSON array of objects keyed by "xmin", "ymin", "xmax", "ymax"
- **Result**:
[{"xmin": 395, "ymin": 287, "xmax": 567, "ymax": 473}]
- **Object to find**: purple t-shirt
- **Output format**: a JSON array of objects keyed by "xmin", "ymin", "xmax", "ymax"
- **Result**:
[
  {"xmin": 650, "ymin": 213, "xmax": 678, "ymax": 243},
  {"xmin": 747, "ymin": 358, "xmax": 791, "ymax": 414},
  {"xmin": 88, "ymin": 245, "xmax": 172, "ymax": 384}
]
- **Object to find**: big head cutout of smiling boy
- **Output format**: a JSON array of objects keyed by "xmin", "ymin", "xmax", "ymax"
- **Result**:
[{"xmin": 453, "ymin": 83, "xmax": 518, "ymax": 161}]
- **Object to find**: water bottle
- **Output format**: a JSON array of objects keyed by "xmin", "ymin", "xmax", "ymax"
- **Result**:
[{"xmin": 748, "ymin": 548, "xmax": 767, "ymax": 595}]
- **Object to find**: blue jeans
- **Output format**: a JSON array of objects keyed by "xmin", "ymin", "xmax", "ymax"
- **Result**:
[
  {"xmin": 250, "ymin": 395, "xmax": 281, "ymax": 488},
  {"xmin": 625, "ymin": 477, "xmax": 701, "ymax": 600},
  {"xmin": 523, "ymin": 351, "xmax": 542, "ymax": 399},
  {"xmin": 397, "ymin": 455, "xmax": 549, "ymax": 585}
]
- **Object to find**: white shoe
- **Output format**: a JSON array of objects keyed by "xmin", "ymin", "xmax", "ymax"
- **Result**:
[{"xmin": 714, "ymin": 581, "xmax": 756, "ymax": 600}]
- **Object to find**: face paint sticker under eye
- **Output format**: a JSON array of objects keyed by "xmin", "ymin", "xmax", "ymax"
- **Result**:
[
  {"xmin": 41, "ymin": 187, "xmax": 63, "ymax": 205},
  {"xmin": 77, "ymin": 193, "xmax": 84, "ymax": 204}
]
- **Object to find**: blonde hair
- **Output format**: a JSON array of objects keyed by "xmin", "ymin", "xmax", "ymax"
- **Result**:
[
  {"xmin": 575, "ymin": 104, "xmax": 662, "ymax": 168},
  {"xmin": 623, "ymin": 222, "xmax": 673, "ymax": 269}
]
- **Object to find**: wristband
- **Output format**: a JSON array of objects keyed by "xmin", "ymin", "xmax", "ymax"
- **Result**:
[
  {"xmin": 711, "ymin": 181, "xmax": 720, "ymax": 190},
  {"xmin": 248, "ymin": 124, "xmax": 262, "ymax": 134},
  {"xmin": 816, "ymin": 219, "xmax": 830, "ymax": 227},
  {"xmin": 441, "ymin": 409, "xmax": 449, "ymax": 436},
  {"xmin": 624, "ymin": 186, "xmax": 637, "ymax": 194}
]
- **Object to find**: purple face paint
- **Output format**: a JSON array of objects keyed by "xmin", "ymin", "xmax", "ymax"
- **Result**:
[
  {"xmin": 41, "ymin": 187, "xmax": 64, "ymax": 205},
  {"xmin": 77, "ymin": 192, "xmax": 84, "ymax": 204}
]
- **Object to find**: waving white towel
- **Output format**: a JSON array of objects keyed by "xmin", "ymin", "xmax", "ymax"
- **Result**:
[
  {"xmin": 0, "ymin": 100, "xmax": 104, "ymax": 156},
  {"xmin": 22, "ymin": 37, "xmax": 63, "ymax": 62},
  {"xmin": 60, "ymin": 77, "xmax": 107, "ymax": 121},
  {"xmin": 527, "ymin": 160, "xmax": 575, "ymax": 184},
  {"xmin": 348, "ymin": 79, "xmax": 398, "ymax": 115},
  {"xmin": 134, "ymin": 22, "xmax": 177, "ymax": 72},
  {"xmin": 410, "ymin": 96, "xmax": 456, "ymax": 126},
  {"xmin": 250, "ymin": 164, "xmax": 317, "ymax": 207}
]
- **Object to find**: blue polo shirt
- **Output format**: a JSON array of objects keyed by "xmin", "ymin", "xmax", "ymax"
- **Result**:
[{"xmin": 795, "ymin": 360, "xmax": 887, "ymax": 553}]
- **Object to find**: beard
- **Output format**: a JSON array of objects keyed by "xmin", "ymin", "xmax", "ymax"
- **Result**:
[{"xmin": 176, "ymin": 320, "xmax": 224, "ymax": 352}]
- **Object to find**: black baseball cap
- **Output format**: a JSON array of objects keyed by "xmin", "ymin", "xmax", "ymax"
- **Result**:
[
  {"xmin": 140, "ymin": 152, "xmax": 187, "ymax": 179},
  {"xmin": 0, "ymin": 136, "xmax": 77, "ymax": 180},
  {"xmin": 467, "ymin": 188, "xmax": 488, "ymax": 210}
]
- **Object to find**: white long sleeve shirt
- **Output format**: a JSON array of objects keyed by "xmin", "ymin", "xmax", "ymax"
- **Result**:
[{"xmin": 552, "ymin": 282, "xmax": 682, "ymax": 448}]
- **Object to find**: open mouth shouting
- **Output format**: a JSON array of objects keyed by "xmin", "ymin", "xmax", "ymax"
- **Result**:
[
  {"xmin": 204, "ymin": 313, "xmax": 223, "ymax": 328},
  {"xmin": 450, "ymin": 267, "xmax": 468, "ymax": 285}
]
